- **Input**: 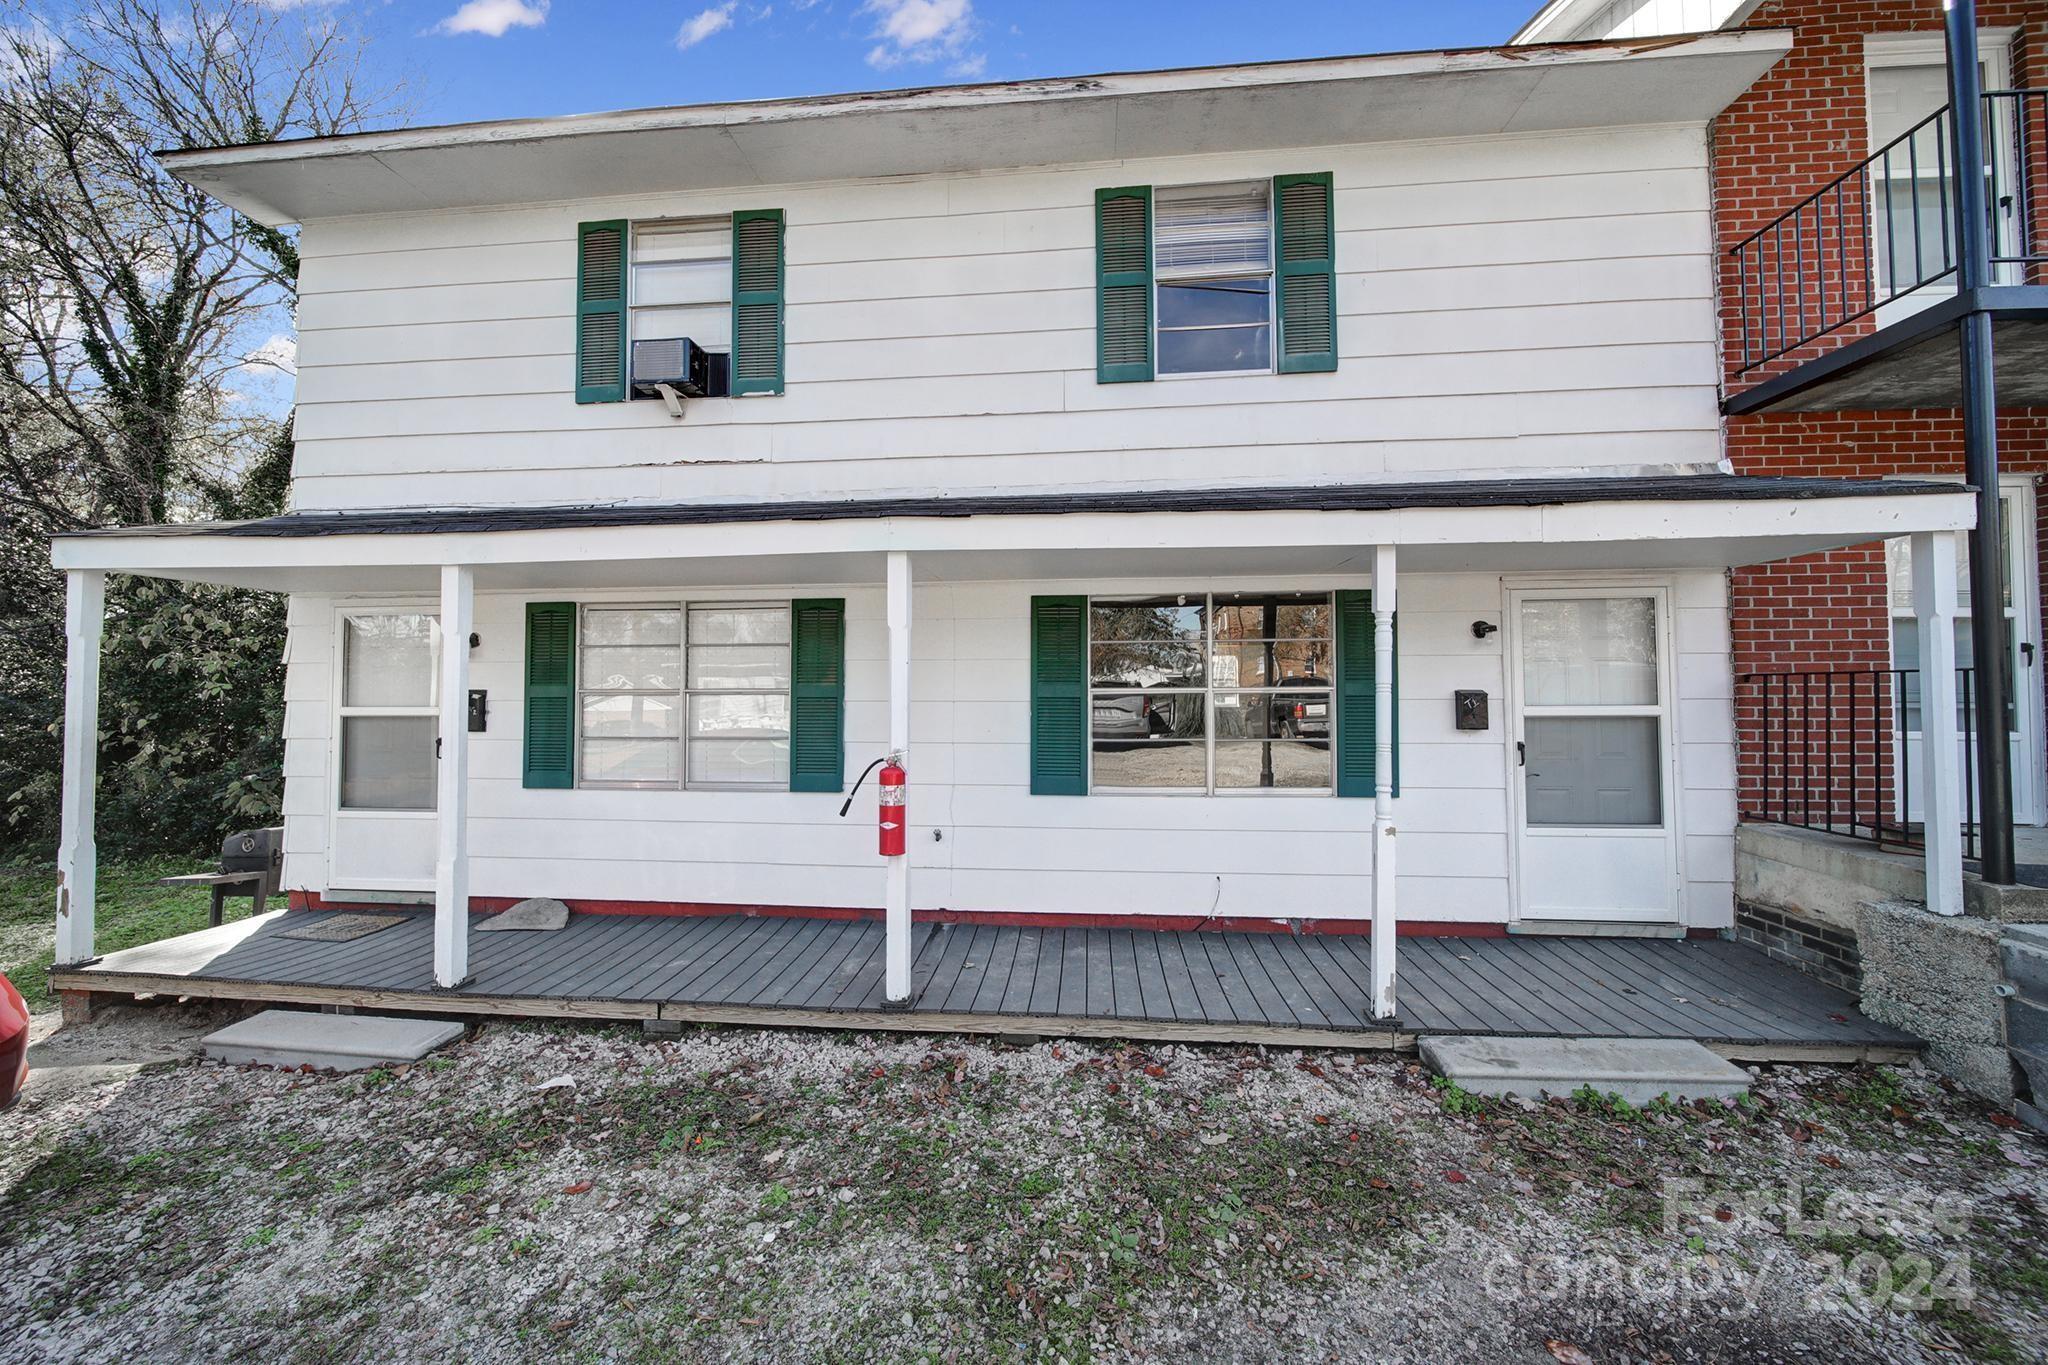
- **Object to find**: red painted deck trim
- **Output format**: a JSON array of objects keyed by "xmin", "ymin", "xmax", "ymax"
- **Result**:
[{"xmin": 284, "ymin": 890, "xmax": 1508, "ymax": 937}]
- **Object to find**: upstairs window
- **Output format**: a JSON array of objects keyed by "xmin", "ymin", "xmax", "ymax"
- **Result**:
[
  {"xmin": 631, "ymin": 218, "xmax": 732, "ymax": 395},
  {"xmin": 1095, "ymin": 175, "xmax": 1333, "ymax": 383},
  {"xmin": 1154, "ymin": 182, "xmax": 1273, "ymax": 376},
  {"xmin": 575, "ymin": 209, "xmax": 784, "ymax": 402}
]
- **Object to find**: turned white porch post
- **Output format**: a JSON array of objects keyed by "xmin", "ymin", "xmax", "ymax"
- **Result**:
[
  {"xmin": 1912, "ymin": 531, "xmax": 1965, "ymax": 918},
  {"xmin": 884, "ymin": 550, "xmax": 914, "ymax": 1004},
  {"xmin": 54, "ymin": 569, "xmax": 107, "ymax": 966},
  {"xmin": 434, "ymin": 565, "xmax": 475, "ymax": 987},
  {"xmin": 1370, "ymin": 545, "xmax": 1398, "ymax": 1019}
]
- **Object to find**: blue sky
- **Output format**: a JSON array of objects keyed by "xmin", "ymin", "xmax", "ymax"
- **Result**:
[{"xmin": 360, "ymin": 1, "xmax": 1541, "ymax": 126}]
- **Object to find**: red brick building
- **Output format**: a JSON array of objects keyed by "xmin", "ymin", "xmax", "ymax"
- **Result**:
[{"xmin": 1519, "ymin": 0, "xmax": 2048, "ymax": 839}]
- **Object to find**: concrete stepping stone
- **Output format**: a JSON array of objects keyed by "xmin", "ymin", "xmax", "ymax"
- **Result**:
[
  {"xmin": 478, "ymin": 896, "xmax": 570, "ymax": 932},
  {"xmin": 203, "ymin": 1010, "xmax": 464, "ymax": 1072},
  {"xmin": 1419, "ymin": 1035, "xmax": 1750, "ymax": 1105}
]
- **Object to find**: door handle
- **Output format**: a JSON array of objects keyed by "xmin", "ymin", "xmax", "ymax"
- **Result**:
[
  {"xmin": 1516, "ymin": 740, "xmax": 1526, "ymax": 767},
  {"xmin": 2024, "ymin": 642, "xmax": 2036, "ymax": 667}
]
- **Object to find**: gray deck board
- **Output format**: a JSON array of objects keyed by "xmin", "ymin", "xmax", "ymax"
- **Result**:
[
  {"xmin": 792, "ymin": 923, "xmax": 874, "ymax": 1009},
  {"xmin": 997, "ymin": 928, "xmax": 1043, "ymax": 1016},
  {"xmin": 1565, "ymin": 939, "xmax": 1771, "ymax": 1040},
  {"xmin": 612, "ymin": 915, "xmax": 742, "ymax": 1000},
  {"xmin": 755, "ymin": 920, "xmax": 857, "ymax": 1008},
  {"xmin": 66, "ymin": 910, "xmax": 1916, "ymax": 1049},
  {"xmin": 973, "ymin": 927, "xmax": 1025, "ymax": 1016},
  {"xmin": 1056, "ymin": 931, "xmax": 1089, "ymax": 1016},
  {"xmin": 1403, "ymin": 939, "xmax": 1522, "ymax": 1033}
]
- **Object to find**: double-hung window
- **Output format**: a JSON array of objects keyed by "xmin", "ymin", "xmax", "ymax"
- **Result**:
[
  {"xmin": 1088, "ymin": 592, "xmax": 1334, "ymax": 792},
  {"xmin": 630, "ymin": 219, "xmax": 733, "ymax": 396},
  {"xmin": 338, "ymin": 613, "xmax": 440, "ymax": 810},
  {"xmin": 1153, "ymin": 182, "xmax": 1274, "ymax": 376},
  {"xmin": 577, "ymin": 603, "xmax": 792, "ymax": 788}
]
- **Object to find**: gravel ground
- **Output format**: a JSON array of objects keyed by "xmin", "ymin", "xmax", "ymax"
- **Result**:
[{"xmin": 1, "ymin": 1002, "xmax": 2043, "ymax": 1364}]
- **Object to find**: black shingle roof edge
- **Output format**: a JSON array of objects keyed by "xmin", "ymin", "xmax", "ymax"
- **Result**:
[{"xmin": 56, "ymin": 475, "xmax": 1971, "ymax": 541}]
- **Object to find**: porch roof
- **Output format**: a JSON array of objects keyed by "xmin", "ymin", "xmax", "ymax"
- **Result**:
[{"xmin": 50, "ymin": 474, "xmax": 1976, "ymax": 592}]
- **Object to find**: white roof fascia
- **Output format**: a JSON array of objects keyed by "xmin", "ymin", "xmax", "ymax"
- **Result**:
[
  {"xmin": 159, "ymin": 31, "xmax": 1793, "ymax": 226},
  {"xmin": 51, "ymin": 489, "xmax": 1974, "ymax": 593}
]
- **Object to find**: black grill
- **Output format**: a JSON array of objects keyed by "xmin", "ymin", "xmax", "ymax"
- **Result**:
[{"xmin": 219, "ymin": 826, "xmax": 285, "ymax": 901}]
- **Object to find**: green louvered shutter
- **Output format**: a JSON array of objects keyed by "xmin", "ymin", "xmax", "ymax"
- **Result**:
[
  {"xmin": 731, "ymin": 209, "xmax": 786, "ymax": 396},
  {"xmin": 524, "ymin": 602, "xmax": 576, "ymax": 789},
  {"xmin": 789, "ymin": 598, "xmax": 846, "ymax": 793},
  {"xmin": 1274, "ymin": 174, "xmax": 1337, "ymax": 374},
  {"xmin": 575, "ymin": 221, "xmax": 627, "ymax": 403},
  {"xmin": 1030, "ymin": 596, "xmax": 1088, "ymax": 795},
  {"xmin": 1095, "ymin": 187, "xmax": 1153, "ymax": 383},
  {"xmin": 1334, "ymin": 590, "xmax": 1398, "ymax": 798}
]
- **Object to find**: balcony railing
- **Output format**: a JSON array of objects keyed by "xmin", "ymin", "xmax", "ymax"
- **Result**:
[
  {"xmin": 1729, "ymin": 90, "xmax": 2048, "ymax": 375},
  {"xmin": 1739, "ymin": 668, "xmax": 1981, "ymax": 861}
]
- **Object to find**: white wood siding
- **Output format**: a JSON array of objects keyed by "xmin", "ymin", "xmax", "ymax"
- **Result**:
[
  {"xmin": 280, "ymin": 567, "xmax": 1737, "ymax": 929},
  {"xmin": 289, "ymin": 124, "xmax": 1721, "ymax": 512},
  {"xmin": 1537, "ymin": 0, "xmax": 1749, "ymax": 42}
]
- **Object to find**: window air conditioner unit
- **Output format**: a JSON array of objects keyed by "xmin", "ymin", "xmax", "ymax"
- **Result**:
[{"xmin": 631, "ymin": 337, "xmax": 710, "ymax": 399}]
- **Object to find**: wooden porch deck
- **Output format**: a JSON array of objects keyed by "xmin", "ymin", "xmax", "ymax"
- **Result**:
[{"xmin": 50, "ymin": 911, "xmax": 1918, "ymax": 1061}]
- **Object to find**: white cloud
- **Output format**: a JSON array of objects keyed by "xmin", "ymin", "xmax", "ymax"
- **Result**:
[
  {"xmin": 676, "ymin": 2, "xmax": 737, "ymax": 50},
  {"xmin": 433, "ymin": 0, "xmax": 548, "ymax": 38},
  {"xmin": 861, "ymin": 0, "xmax": 979, "ymax": 71},
  {"xmin": 947, "ymin": 52, "xmax": 985, "ymax": 79},
  {"xmin": 244, "ymin": 334, "xmax": 298, "ymax": 377}
]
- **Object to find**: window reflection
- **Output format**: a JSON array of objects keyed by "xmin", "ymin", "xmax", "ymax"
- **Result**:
[{"xmin": 1089, "ymin": 592, "xmax": 1334, "ymax": 792}]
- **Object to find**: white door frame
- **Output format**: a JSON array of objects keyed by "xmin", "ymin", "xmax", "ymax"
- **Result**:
[
  {"xmin": 1503, "ymin": 577, "xmax": 1684, "ymax": 925},
  {"xmin": 1888, "ymin": 473, "xmax": 2044, "ymax": 826}
]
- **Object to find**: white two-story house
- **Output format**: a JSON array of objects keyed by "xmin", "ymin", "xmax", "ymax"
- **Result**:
[{"xmin": 47, "ymin": 33, "xmax": 1982, "ymax": 1030}]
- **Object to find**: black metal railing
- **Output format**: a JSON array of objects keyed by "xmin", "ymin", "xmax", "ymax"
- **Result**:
[
  {"xmin": 1730, "ymin": 90, "xmax": 2048, "ymax": 374},
  {"xmin": 1739, "ymin": 668, "xmax": 1981, "ymax": 861}
]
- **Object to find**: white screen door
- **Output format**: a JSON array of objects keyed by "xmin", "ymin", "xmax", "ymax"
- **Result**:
[
  {"xmin": 1510, "ymin": 587, "xmax": 1679, "ymax": 923},
  {"xmin": 329, "ymin": 609, "xmax": 442, "ymax": 891}
]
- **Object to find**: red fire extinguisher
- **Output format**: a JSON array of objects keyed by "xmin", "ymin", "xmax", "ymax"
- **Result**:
[
  {"xmin": 839, "ymin": 753, "xmax": 908, "ymax": 858},
  {"xmin": 877, "ymin": 756, "xmax": 907, "ymax": 857}
]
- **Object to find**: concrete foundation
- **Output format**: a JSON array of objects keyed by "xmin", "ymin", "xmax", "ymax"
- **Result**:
[{"xmin": 1856, "ymin": 900, "xmax": 2015, "ymax": 1104}]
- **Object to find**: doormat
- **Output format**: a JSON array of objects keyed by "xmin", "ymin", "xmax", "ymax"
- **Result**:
[{"xmin": 277, "ymin": 913, "xmax": 409, "ymax": 943}]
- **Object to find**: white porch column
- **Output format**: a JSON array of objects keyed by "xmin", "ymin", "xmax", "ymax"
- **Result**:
[
  {"xmin": 1370, "ymin": 545, "xmax": 1398, "ymax": 1019},
  {"xmin": 1912, "ymin": 531, "xmax": 1965, "ymax": 918},
  {"xmin": 884, "ymin": 550, "xmax": 914, "ymax": 1005},
  {"xmin": 434, "ymin": 565, "xmax": 475, "ymax": 987},
  {"xmin": 54, "ymin": 569, "xmax": 106, "ymax": 966}
]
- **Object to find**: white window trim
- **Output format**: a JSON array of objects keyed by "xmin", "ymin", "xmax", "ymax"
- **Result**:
[
  {"xmin": 1151, "ymin": 179, "xmax": 1277, "ymax": 383},
  {"xmin": 1085, "ymin": 590, "xmax": 1335, "ymax": 797},
  {"xmin": 574, "ymin": 598, "xmax": 793, "ymax": 793}
]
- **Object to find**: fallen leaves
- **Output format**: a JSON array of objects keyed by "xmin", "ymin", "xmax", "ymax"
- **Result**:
[
  {"xmin": 1545, "ymin": 1341, "xmax": 1595, "ymax": 1365},
  {"xmin": 561, "ymin": 1181, "xmax": 593, "ymax": 1196}
]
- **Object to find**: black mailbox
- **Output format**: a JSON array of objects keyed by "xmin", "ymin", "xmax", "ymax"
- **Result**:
[
  {"xmin": 1455, "ymin": 690, "xmax": 1489, "ymax": 731},
  {"xmin": 467, "ymin": 689, "xmax": 489, "ymax": 732}
]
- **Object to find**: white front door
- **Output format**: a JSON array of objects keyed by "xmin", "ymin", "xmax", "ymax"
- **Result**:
[{"xmin": 1509, "ymin": 586, "xmax": 1680, "ymax": 923}]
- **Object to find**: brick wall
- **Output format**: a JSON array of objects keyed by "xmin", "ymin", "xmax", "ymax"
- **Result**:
[
  {"xmin": 1716, "ymin": 0, "xmax": 2048, "ymax": 819},
  {"xmin": 1734, "ymin": 899, "xmax": 1863, "ymax": 993}
]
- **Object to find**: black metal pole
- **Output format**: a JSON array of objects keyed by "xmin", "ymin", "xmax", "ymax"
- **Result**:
[{"xmin": 1947, "ymin": 0, "xmax": 2016, "ymax": 883}]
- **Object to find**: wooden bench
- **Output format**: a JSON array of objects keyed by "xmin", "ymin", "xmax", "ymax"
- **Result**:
[{"xmin": 156, "ymin": 872, "xmax": 270, "ymax": 927}]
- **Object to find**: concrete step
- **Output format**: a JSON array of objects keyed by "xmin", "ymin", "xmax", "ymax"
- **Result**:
[
  {"xmin": 1419, "ymin": 1035, "xmax": 1751, "ymax": 1106},
  {"xmin": 203, "ymin": 1010, "xmax": 465, "ymax": 1072}
]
